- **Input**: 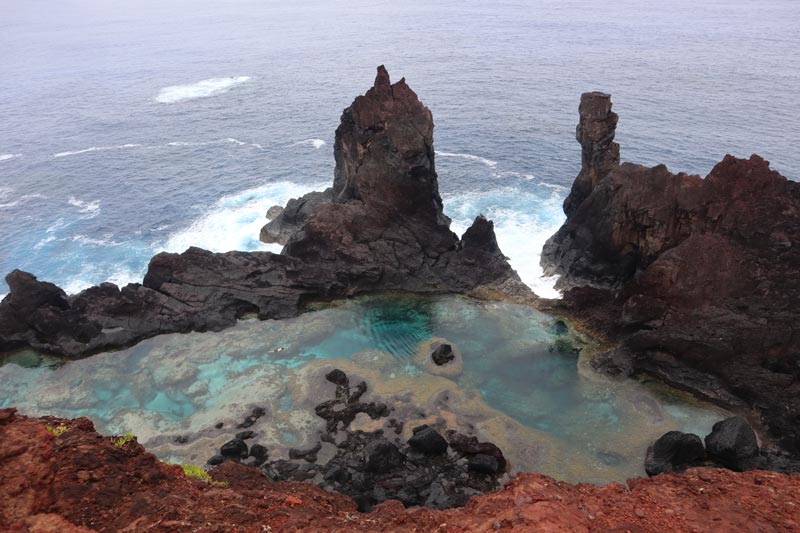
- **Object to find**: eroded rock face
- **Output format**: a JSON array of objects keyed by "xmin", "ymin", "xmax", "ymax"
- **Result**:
[
  {"xmin": 0, "ymin": 67, "xmax": 524, "ymax": 358},
  {"xmin": 542, "ymin": 94, "xmax": 800, "ymax": 458},
  {"xmin": 561, "ymin": 92, "xmax": 619, "ymax": 216}
]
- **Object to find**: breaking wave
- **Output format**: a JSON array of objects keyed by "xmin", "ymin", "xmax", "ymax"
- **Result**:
[
  {"xmin": 435, "ymin": 150, "xmax": 497, "ymax": 168},
  {"xmin": 293, "ymin": 139, "xmax": 326, "ymax": 149},
  {"xmin": 155, "ymin": 76, "xmax": 251, "ymax": 104}
]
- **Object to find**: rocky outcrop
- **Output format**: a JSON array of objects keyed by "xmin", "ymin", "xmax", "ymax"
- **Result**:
[
  {"xmin": 0, "ymin": 66, "xmax": 525, "ymax": 358},
  {"xmin": 260, "ymin": 188, "xmax": 333, "ymax": 245},
  {"xmin": 542, "ymin": 93, "xmax": 800, "ymax": 458},
  {"xmin": 561, "ymin": 92, "xmax": 619, "ymax": 216},
  {"xmin": 4, "ymin": 408, "xmax": 800, "ymax": 532}
]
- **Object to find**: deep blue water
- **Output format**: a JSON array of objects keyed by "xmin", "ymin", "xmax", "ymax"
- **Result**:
[{"xmin": 1, "ymin": 0, "xmax": 798, "ymax": 299}]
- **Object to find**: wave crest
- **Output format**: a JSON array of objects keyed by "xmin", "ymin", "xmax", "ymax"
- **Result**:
[
  {"xmin": 155, "ymin": 76, "xmax": 251, "ymax": 104},
  {"xmin": 435, "ymin": 150, "xmax": 497, "ymax": 168}
]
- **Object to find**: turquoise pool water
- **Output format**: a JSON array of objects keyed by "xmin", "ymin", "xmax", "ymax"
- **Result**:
[{"xmin": 0, "ymin": 294, "xmax": 729, "ymax": 483}]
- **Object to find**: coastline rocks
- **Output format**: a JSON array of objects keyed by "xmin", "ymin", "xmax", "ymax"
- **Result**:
[
  {"xmin": 260, "ymin": 188, "xmax": 333, "ymax": 244},
  {"xmin": 220, "ymin": 438, "xmax": 248, "ymax": 459},
  {"xmin": 645, "ymin": 431, "xmax": 705, "ymax": 476},
  {"xmin": 705, "ymin": 417, "xmax": 760, "ymax": 471},
  {"xmin": 232, "ymin": 370, "xmax": 507, "ymax": 511},
  {"xmin": 542, "ymin": 93, "xmax": 800, "ymax": 460},
  {"xmin": 408, "ymin": 425, "xmax": 449, "ymax": 455},
  {"xmin": 0, "ymin": 66, "xmax": 525, "ymax": 359}
]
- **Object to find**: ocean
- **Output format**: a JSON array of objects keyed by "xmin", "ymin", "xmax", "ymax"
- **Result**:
[{"xmin": 1, "ymin": 0, "xmax": 798, "ymax": 300}]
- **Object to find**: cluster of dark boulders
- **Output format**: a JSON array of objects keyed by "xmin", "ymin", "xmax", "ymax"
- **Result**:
[
  {"xmin": 645, "ymin": 416, "xmax": 800, "ymax": 476},
  {"xmin": 206, "ymin": 369, "xmax": 507, "ymax": 512}
]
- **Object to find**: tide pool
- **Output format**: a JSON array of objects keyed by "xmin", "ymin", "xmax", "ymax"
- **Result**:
[{"xmin": 0, "ymin": 294, "xmax": 728, "ymax": 483}]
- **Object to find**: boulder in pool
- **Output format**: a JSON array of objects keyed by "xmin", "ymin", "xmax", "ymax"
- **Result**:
[
  {"xmin": 645, "ymin": 431, "xmax": 705, "ymax": 475},
  {"xmin": 431, "ymin": 344, "xmax": 455, "ymax": 366},
  {"xmin": 705, "ymin": 416, "xmax": 760, "ymax": 471}
]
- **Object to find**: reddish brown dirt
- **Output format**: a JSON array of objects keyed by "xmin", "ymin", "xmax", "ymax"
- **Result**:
[{"xmin": 2, "ymin": 408, "xmax": 799, "ymax": 532}]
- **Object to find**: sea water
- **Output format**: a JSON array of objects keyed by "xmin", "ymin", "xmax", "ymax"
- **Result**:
[
  {"xmin": 1, "ymin": 0, "xmax": 799, "ymax": 300},
  {"xmin": 0, "ymin": 294, "xmax": 729, "ymax": 484}
]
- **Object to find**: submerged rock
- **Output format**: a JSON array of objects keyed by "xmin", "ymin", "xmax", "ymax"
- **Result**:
[
  {"xmin": 542, "ymin": 92, "xmax": 800, "ymax": 462},
  {"xmin": 645, "ymin": 431, "xmax": 705, "ymax": 476},
  {"xmin": 0, "ymin": 66, "xmax": 525, "ymax": 359},
  {"xmin": 705, "ymin": 417, "xmax": 760, "ymax": 471}
]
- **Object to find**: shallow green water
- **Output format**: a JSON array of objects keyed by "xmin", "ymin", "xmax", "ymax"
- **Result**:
[{"xmin": 0, "ymin": 294, "xmax": 728, "ymax": 483}]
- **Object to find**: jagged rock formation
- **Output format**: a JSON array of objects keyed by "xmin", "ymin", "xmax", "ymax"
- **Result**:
[
  {"xmin": 4, "ymin": 408, "xmax": 800, "ymax": 532},
  {"xmin": 561, "ymin": 91, "xmax": 620, "ymax": 216},
  {"xmin": 542, "ymin": 93, "xmax": 800, "ymax": 458},
  {"xmin": 0, "ymin": 66, "xmax": 525, "ymax": 358}
]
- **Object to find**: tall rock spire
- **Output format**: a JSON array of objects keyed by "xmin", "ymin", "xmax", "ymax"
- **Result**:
[{"xmin": 562, "ymin": 92, "xmax": 620, "ymax": 215}]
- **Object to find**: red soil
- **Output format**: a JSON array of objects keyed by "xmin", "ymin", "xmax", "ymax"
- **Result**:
[{"xmin": 2, "ymin": 408, "xmax": 798, "ymax": 532}]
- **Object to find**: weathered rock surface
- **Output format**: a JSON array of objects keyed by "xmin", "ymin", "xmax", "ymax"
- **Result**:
[
  {"xmin": 4, "ymin": 408, "xmax": 800, "ymax": 532},
  {"xmin": 645, "ymin": 431, "xmax": 705, "ymax": 476},
  {"xmin": 542, "ymin": 93, "xmax": 800, "ymax": 459},
  {"xmin": 0, "ymin": 66, "xmax": 525, "ymax": 359},
  {"xmin": 705, "ymin": 416, "xmax": 760, "ymax": 471}
]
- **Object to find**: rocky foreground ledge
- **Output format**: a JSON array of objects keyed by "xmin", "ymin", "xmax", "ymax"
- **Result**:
[
  {"xmin": 541, "ymin": 92, "xmax": 800, "ymax": 458},
  {"xmin": 0, "ymin": 66, "xmax": 526, "ymax": 359},
  {"xmin": 3, "ymin": 408, "xmax": 799, "ymax": 532}
]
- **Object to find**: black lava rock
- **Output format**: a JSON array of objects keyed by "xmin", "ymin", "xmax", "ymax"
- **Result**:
[
  {"xmin": 645, "ymin": 431, "xmax": 705, "ymax": 475},
  {"xmin": 325, "ymin": 368, "xmax": 349, "ymax": 386},
  {"xmin": 408, "ymin": 425, "xmax": 448, "ymax": 455},
  {"xmin": 249, "ymin": 444, "xmax": 269, "ymax": 465},
  {"xmin": 705, "ymin": 416, "xmax": 760, "ymax": 471},
  {"xmin": 468, "ymin": 454, "xmax": 500, "ymax": 474},
  {"xmin": 207, "ymin": 454, "xmax": 225, "ymax": 466},
  {"xmin": 431, "ymin": 344, "xmax": 455, "ymax": 365},
  {"xmin": 220, "ymin": 438, "xmax": 248, "ymax": 458},
  {"xmin": 364, "ymin": 439, "xmax": 405, "ymax": 474},
  {"xmin": 236, "ymin": 430, "xmax": 255, "ymax": 440}
]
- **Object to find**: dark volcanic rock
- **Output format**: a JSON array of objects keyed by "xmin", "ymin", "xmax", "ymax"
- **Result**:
[
  {"xmin": 408, "ymin": 425, "xmax": 449, "ymax": 454},
  {"xmin": 431, "ymin": 344, "xmax": 455, "ymax": 366},
  {"xmin": 645, "ymin": 431, "xmax": 706, "ymax": 476},
  {"xmin": 542, "ymin": 93, "xmax": 800, "ymax": 461},
  {"xmin": 0, "ymin": 66, "xmax": 525, "ymax": 359},
  {"xmin": 561, "ymin": 92, "xmax": 619, "ymax": 216},
  {"xmin": 220, "ymin": 439, "xmax": 248, "ymax": 459},
  {"xmin": 256, "ymin": 370, "xmax": 506, "ymax": 511},
  {"xmin": 705, "ymin": 417, "xmax": 760, "ymax": 471},
  {"xmin": 260, "ymin": 188, "xmax": 333, "ymax": 245}
]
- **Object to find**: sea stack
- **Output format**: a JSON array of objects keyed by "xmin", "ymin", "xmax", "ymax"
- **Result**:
[
  {"xmin": 561, "ymin": 91, "xmax": 620, "ymax": 216},
  {"xmin": 541, "ymin": 95, "xmax": 800, "ymax": 457},
  {"xmin": 0, "ymin": 67, "xmax": 524, "ymax": 359}
]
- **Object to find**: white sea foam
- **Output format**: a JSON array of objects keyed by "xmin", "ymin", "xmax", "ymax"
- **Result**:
[
  {"xmin": 162, "ymin": 180, "xmax": 327, "ymax": 255},
  {"xmin": 435, "ymin": 150, "xmax": 497, "ymax": 168},
  {"xmin": 0, "ymin": 192, "xmax": 46, "ymax": 209},
  {"xmin": 62, "ymin": 268, "xmax": 142, "ymax": 295},
  {"xmin": 34, "ymin": 235, "xmax": 57, "ymax": 250},
  {"xmin": 71, "ymin": 234, "xmax": 122, "ymax": 247},
  {"xmin": 166, "ymin": 137, "xmax": 264, "ymax": 150},
  {"xmin": 68, "ymin": 196, "xmax": 101, "ymax": 215},
  {"xmin": 53, "ymin": 144, "xmax": 141, "ymax": 158},
  {"xmin": 0, "ymin": 153, "xmax": 21, "ymax": 162},
  {"xmin": 444, "ymin": 186, "xmax": 565, "ymax": 299},
  {"xmin": 293, "ymin": 139, "xmax": 327, "ymax": 149},
  {"xmin": 155, "ymin": 76, "xmax": 251, "ymax": 104}
]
